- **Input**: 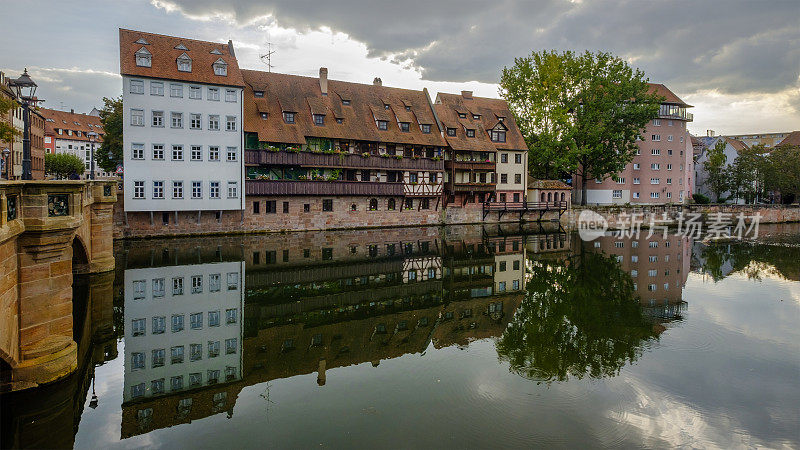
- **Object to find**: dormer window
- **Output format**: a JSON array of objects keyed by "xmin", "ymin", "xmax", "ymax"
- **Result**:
[
  {"xmin": 135, "ymin": 38, "xmax": 150, "ymax": 45},
  {"xmin": 377, "ymin": 120, "xmax": 388, "ymax": 130},
  {"xmin": 458, "ymin": 113, "xmax": 466, "ymax": 119},
  {"xmin": 210, "ymin": 49, "xmax": 222, "ymax": 55},
  {"xmin": 472, "ymin": 114, "xmax": 480, "ymax": 120},
  {"xmin": 466, "ymin": 129, "xmax": 475, "ymax": 138},
  {"xmin": 283, "ymin": 112, "xmax": 295, "ymax": 124},
  {"xmin": 174, "ymin": 43, "xmax": 188, "ymax": 51},
  {"xmin": 405, "ymin": 106, "xmax": 411, "ymax": 111},
  {"xmin": 213, "ymin": 58, "xmax": 227, "ymax": 76},
  {"xmin": 177, "ymin": 53, "xmax": 192, "ymax": 72},
  {"xmin": 447, "ymin": 128, "xmax": 456, "ymax": 137},
  {"xmin": 490, "ymin": 130, "xmax": 506, "ymax": 143},
  {"xmin": 420, "ymin": 124, "xmax": 431, "ymax": 134},
  {"xmin": 399, "ymin": 122, "xmax": 410, "ymax": 132},
  {"xmin": 336, "ymin": 118, "xmax": 344, "ymax": 124},
  {"xmin": 383, "ymin": 104, "xmax": 390, "ymax": 110},
  {"xmin": 260, "ymin": 112, "xmax": 268, "ymax": 120},
  {"xmin": 313, "ymin": 114, "xmax": 325, "ymax": 126},
  {"xmin": 135, "ymin": 47, "xmax": 151, "ymax": 67},
  {"xmin": 254, "ymin": 91, "xmax": 264, "ymax": 98},
  {"xmin": 342, "ymin": 99, "xmax": 351, "ymax": 106}
]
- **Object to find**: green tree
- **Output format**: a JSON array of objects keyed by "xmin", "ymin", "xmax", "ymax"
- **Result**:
[
  {"xmin": 496, "ymin": 244, "xmax": 660, "ymax": 382},
  {"xmin": 765, "ymin": 144, "xmax": 800, "ymax": 203},
  {"xmin": 96, "ymin": 96, "xmax": 122, "ymax": 172},
  {"xmin": 729, "ymin": 145, "xmax": 768, "ymax": 204},
  {"xmin": 0, "ymin": 96, "xmax": 19, "ymax": 143},
  {"xmin": 704, "ymin": 140, "xmax": 730, "ymax": 202},
  {"xmin": 45, "ymin": 153, "xmax": 86, "ymax": 179},
  {"xmin": 500, "ymin": 50, "xmax": 661, "ymax": 202}
]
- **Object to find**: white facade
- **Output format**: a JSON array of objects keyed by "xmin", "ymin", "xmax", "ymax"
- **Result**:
[
  {"xmin": 54, "ymin": 136, "xmax": 114, "ymax": 178},
  {"xmin": 122, "ymin": 76, "xmax": 244, "ymax": 212},
  {"xmin": 496, "ymin": 149, "xmax": 528, "ymax": 201},
  {"xmin": 123, "ymin": 261, "xmax": 244, "ymax": 403}
]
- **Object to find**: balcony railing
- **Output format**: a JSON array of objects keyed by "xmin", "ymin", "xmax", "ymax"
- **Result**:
[
  {"xmin": 446, "ymin": 182, "xmax": 497, "ymax": 192},
  {"xmin": 246, "ymin": 179, "xmax": 404, "ymax": 196},
  {"xmin": 445, "ymin": 160, "xmax": 496, "ymax": 171},
  {"xmin": 244, "ymin": 149, "xmax": 442, "ymax": 171}
]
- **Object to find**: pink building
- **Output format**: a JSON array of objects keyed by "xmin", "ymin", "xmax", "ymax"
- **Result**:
[{"xmin": 578, "ymin": 83, "xmax": 694, "ymax": 205}]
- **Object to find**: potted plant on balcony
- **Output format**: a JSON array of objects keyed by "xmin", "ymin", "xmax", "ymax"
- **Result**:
[
  {"xmin": 361, "ymin": 152, "xmax": 370, "ymax": 158},
  {"xmin": 286, "ymin": 146, "xmax": 300, "ymax": 153}
]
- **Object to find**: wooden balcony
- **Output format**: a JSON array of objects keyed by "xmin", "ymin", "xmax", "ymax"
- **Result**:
[
  {"xmin": 445, "ymin": 160, "xmax": 496, "ymax": 171},
  {"xmin": 244, "ymin": 149, "xmax": 442, "ymax": 171},
  {"xmin": 446, "ymin": 182, "xmax": 497, "ymax": 192},
  {"xmin": 246, "ymin": 179, "xmax": 404, "ymax": 196}
]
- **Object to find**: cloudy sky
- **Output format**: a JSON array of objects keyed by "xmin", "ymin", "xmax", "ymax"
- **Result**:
[{"xmin": 2, "ymin": 0, "xmax": 798, "ymax": 135}]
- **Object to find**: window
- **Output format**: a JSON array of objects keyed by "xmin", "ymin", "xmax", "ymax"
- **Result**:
[
  {"xmin": 209, "ymin": 274, "xmax": 221, "ymax": 293},
  {"xmin": 283, "ymin": 112, "xmax": 295, "ymax": 123},
  {"xmin": 616, "ymin": 177, "xmax": 625, "ymax": 184},
  {"xmin": 177, "ymin": 55, "xmax": 192, "ymax": 72},
  {"xmin": 132, "ymin": 352, "xmax": 145, "ymax": 370},
  {"xmin": 466, "ymin": 129, "xmax": 475, "ymax": 137},
  {"xmin": 135, "ymin": 47, "xmax": 151, "ymax": 67},
  {"xmin": 667, "ymin": 178, "xmax": 672, "ymax": 185},
  {"xmin": 225, "ymin": 89, "xmax": 237, "ymax": 102},
  {"xmin": 651, "ymin": 163, "xmax": 660, "ymax": 170},
  {"xmin": 377, "ymin": 120, "xmax": 388, "ymax": 130},
  {"xmin": 667, "ymin": 163, "xmax": 672, "ymax": 170},
  {"xmin": 188, "ymin": 145, "xmax": 202, "ymax": 161},
  {"xmin": 171, "ymin": 346, "xmax": 184, "ymax": 364},
  {"xmin": 131, "ymin": 109, "xmax": 144, "ymax": 126},
  {"xmin": 633, "ymin": 163, "xmax": 640, "ymax": 170},
  {"xmin": 170, "ymin": 83, "xmax": 183, "ymax": 98},
  {"xmin": 171, "ymin": 112, "xmax": 183, "ymax": 129},
  {"xmin": 189, "ymin": 372, "xmax": 202, "ymax": 387},
  {"xmin": 651, "ymin": 149, "xmax": 661, "ymax": 156},
  {"xmin": 323, "ymin": 199, "xmax": 333, "ymax": 211},
  {"xmin": 652, "ymin": 134, "xmax": 661, "ymax": 141},
  {"xmin": 650, "ymin": 178, "xmax": 660, "ymax": 184},
  {"xmin": 208, "ymin": 340, "xmax": 220, "ymax": 357},
  {"xmin": 226, "ymin": 308, "xmax": 237, "ymax": 324},
  {"xmin": 152, "ymin": 181, "xmax": 164, "ymax": 199},
  {"xmin": 152, "ymin": 349, "xmax": 165, "ymax": 367},
  {"xmin": 226, "ymin": 116, "xmax": 236, "ymax": 131},
  {"xmin": 171, "ymin": 376, "xmax": 183, "ymax": 391},
  {"xmin": 190, "ymin": 275, "xmax": 203, "ymax": 294},
  {"xmin": 206, "ymin": 115, "xmax": 219, "ymax": 132},
  {"xmin": 153, "ymin": 316, "xmax": 166, "ymax": 334},
  {"xmin": 491, "ymin": 130, "xmax": 506, "ymax": 142},
  {"xmin": 421, "ymin": 124, "xmax": 431, "ymax": 133},
  {"xmin": 313, "ymin": 114, "xmax": 325, "ymax": 126},
  {"xmin": 147, "ymin": 82, "xmax": 163, "ymax": 97},
  {"xmin": 653, "ymin": 119, "xmax": 661, "ymax": 126},
  {"xmin": 208, "ymin": 87, "xmax": 220, "ymax": 101},
  {"xmin": 650, "ymin": 192, "xmax": 660, "ymax": 199},
  {"xmin": 613, "ymin": 189, "xmax": 622, "ymax": 199},
  {"xmin": 447, "ymin": 128, "xmax": 456, "ymax": 136},
  {"xmin": 152, "ymin": 144, "xmax": 164, "ymax": 160},
  {"xmin": 191, "ymin": 181, "xmax": 202, "ymax": 199},
  {"xmin": 500, "ymin": 153, "xmax": 508, "ymax": 163},
  {"xmin": 210, "ymin": 181, "xmax": 220, "ymax": 198},
  {"xmin": 190, "ymin": 343, "xmax": 202, "ymax": 361},
  {"xmin": 225, "ymin": 338, "xmax": 237, "ymax": 354},
  {"xmin": 227, "ymin": 182, "xmax": 238, "ymax": 199},
  {"xmin": 668, "ymin": 135, "xmax": 673, "ymax": 142},
  {"xmin": 132, "ymin": 318, "xmax": 146, "ymax": 336},
  {"xmin": 213, "ymin": 59, "xmax": 227, "ymax": 76},
  {"xmin": 133, "ymin": 181, "xmax": 145, "ymax": 199},
  {"xmin": 633, "ymin": 177, "xmax": 640, "ymax": 184},
  {"xmin": 227, "ymin": 147, "xmax": 237, "ymax": 161},
  {"xmin": 172, "ymin": 277, "xmax": 184, "ymax": 295},
  {"xmin": 130, "ymin": 79, "xmax": 144, "ymax": 94},
  {"xmin": 131, "ymin": 143, "xmax": 145, "ymax": 160},
  {"xmin": 189, "ymin": 85, "xmax": 201, "ymax": 99},
  {"xmin": 149, "ymin": 110, "xmax": 164, "ymax": 127},
  {"xmin": 227, "ymin": 272, "xmax": 238, "ymax": 290},
  {"xmin": 283, "ymin": 202, "xmax": 289, "ymax": 213},
  {"xmin": 172, "ymin": 145, "xmax": 183, "ymax": 160},
  {"xmin": 190, "ymin": 113, "xmax": 201, "ymax": 129},
  {"xmin": 400, "ymin": 122, "xmax": 410, "ymax": 132}
]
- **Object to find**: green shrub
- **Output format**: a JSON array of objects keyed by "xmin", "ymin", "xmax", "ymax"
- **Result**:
[
  {"xmin": 692, "ymin": 193, "xmax": 710, "ymax": 204},
  {"xmin": 45, "ymin": 153, "xmax": 85, "ymax": 179}
]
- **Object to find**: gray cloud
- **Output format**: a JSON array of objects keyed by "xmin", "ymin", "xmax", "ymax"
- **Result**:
[
  {"xmin": 1, "ymin": 66, "xmax": 120, "ymax": 114},
  {"xmin": 156, "ymin": 0, "xmax": 800, "ymax": 97}
]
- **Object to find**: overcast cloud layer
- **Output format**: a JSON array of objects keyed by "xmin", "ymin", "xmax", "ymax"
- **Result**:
[{"xmin": 2, "ymin": 0, "xmax": 798, "ymax": 135}]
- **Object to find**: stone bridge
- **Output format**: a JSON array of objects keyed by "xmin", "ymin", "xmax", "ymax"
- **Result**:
[{"xmin": 1, "ymin": 180, "xmax": 116, "ymax": 390}]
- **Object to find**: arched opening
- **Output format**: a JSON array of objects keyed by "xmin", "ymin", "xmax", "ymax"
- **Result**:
[
  {"xmin": 387, "ymin": 198, "xmax": 396, "ymax": 210},
  {"xmin": 560, "ymin": 192, "xmax": 565, "ymax": 202},
  {"xmin": 72, "ymin": 237, "xmax": 90, "ymax": 274},
  {"xmin": 540, "ymin": 192, "xmax": 546, "ymax": 202},
  {"xmin": 547, "ymin": 192, "xmax": 552, "ymax": 202},
  {"xmin": 368, "ymin": 198, "xmax": 378, "ymax": 211}
]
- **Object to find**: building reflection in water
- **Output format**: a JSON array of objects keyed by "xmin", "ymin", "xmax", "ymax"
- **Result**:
[{"xmin": 2, "ymin": 223, "xmax": 699, "ymax": 446}]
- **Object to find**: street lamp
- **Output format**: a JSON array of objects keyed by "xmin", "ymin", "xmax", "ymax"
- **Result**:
[
  {"xmin": 1, "ymin": 148, "xmax": 10, "ymax": 180},
  {"xmin": 87, "ymin": 130, "xmax": 98, "ymax": 180},
  {"xmin": 9, "ymin": 69, "xmax": 37, "ymax": 180}
]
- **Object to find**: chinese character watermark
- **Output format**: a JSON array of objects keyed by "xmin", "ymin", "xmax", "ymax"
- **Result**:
[{"xmin": 577, "ymin": 211, "xmax": 761, "ymax": 241}]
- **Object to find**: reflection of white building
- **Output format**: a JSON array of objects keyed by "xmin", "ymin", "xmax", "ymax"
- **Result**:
[
  {"xmin": 123, "ymin": 261, "xmax": 244, "ymax": 403},
  {"xmin": 493, "ymin": 249, "xmax": 526, "ymax": 294}
]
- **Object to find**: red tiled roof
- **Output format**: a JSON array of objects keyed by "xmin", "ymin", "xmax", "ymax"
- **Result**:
[
  {"xmin": 38, "ymin": 107, "xmax": 104, "ymax": 143},
  {"xmin": 776, "ymin": 130, "xmax": 800, "ymax": 148},
  {"xmin": 724, "ymin": 137, "xmax": 749, "ymax": 152},
  {"xmin": 119, "ymin": 29, "xmax": 244, "ymax": 87},
  {"xmin": 647, "ymin": 83, "xmax": 691, "ymax": 107},
  {"xmin": 528, "ymin": 177, "xmax": 571, "ymax": 190},
  {"xmin": 241, "ymin": 69, "xmax": 447, "ymax": 147},
  {"xmin": 433, "ymin": 92, "xmax": 527, "ymax": 152}
]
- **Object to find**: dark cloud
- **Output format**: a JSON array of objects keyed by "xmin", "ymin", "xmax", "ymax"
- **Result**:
[{"xmin": 157, "ymin": 0, "xmax": 800, "ymax": 96}]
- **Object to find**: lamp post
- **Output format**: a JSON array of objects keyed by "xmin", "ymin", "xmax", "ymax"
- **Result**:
[
  {"xmin": 1, "ymin": 148, "xmax": 10, "ymax": 180},
  {"xmin": 9, "ymin": 68, "xmax": 37, "ymax": 180},
  {"xmin": 87, "ymin": 131, "xmax": 98, "ymax": 180}
]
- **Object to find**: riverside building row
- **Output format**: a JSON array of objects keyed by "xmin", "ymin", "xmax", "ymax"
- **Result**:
[{"xmin": 119, "ymin": 29, "xmax": 529, "ymax": 234}]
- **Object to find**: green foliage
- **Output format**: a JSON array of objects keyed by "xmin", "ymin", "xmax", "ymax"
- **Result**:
[
  {"xmin": 45, "ymin": 153, "xmax": 85, "ymax": 179},
  {"xmin": 729, "ymin": 145, "xmax": 768, "ymax": 203},
  {"xmin": 704, "ymin": 140, "xmax": 730, "ymax": 202},
  {"xmin": 765, "ymin": 144, "xmax": 800, "ymax": 202},
  {"xmin": 496, "ymin": 246, "xmax": 659, "ymax": 382},
  {"xmin": 692, "ymin": 193, "xmax": 710, "ymax": 204},
  {"xmin": 97, "ymin": 96, "xmax": 123, "ymax": 172},
  {"xmin": 0, "ymin": 96, "xmax": 20, "ymax": 144},
  {"xmin": 500, "ymin": 50, "xmax": 661, "ymax": 203}
]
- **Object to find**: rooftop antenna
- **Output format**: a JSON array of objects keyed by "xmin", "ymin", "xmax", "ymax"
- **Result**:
[{"xmin": 260, "ymin": 42, "xmax": 276, "ymax": 72}]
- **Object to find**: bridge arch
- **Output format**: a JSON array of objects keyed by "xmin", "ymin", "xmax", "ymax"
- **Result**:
[{"xmin": 72, "ymin": 235, "xmax": 90, "ymax": 274}]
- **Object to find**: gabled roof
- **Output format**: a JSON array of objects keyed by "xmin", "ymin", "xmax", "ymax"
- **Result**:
[
  {"xmin": 723, "ymin": 137, "xmax": 749, "ymax": 152},
  {"xmin": 119, "ymin": 28, "xmax": 244, "ymax": 87},
  {"xmin": 647, "ymin": 83, "xmax": 692, "ymax": 107},
  {"xmin": 38, "ymin": 107, "xmax": 104, "ymax": 142},
  {"xmin": 434, "ymin": 92, "xmax": 527, "ymax": 152},
  {"xmin": 776, "ymin": 130, "xmax": 800, "ymax": 148},
  {"xmin": 241, "ymin": 69, "xmax": 447, "ymax": 147}
]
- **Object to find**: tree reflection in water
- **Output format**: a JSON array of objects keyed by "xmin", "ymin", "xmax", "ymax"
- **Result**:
[{"xmin": 497, "ymin": 244, "xmax": 660, "ymax": 382}]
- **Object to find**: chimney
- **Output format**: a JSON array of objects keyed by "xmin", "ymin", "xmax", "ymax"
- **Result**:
[
  {"xmin": 707, "ymin": 129, "xmax": 715, "ymax": 137},
  {"xmin": 373, "ymin": 77, "xmax": 382, "ymax": 86},
  {"xmin": 319, "ymin": 67, "xmax": 328, "ymax": 95},
  {"xmin": 461, "ymin": 90, "xmax": 473, "ymax": 99},
  {"xmin": 228, "ymin": 39, "xmax": 236, "ymax": 57}
]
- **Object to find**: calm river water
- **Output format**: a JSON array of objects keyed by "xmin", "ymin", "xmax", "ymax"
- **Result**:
[{"xmin": 2, "ymin": 223, "xmax": 799, "ymax": 449}]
